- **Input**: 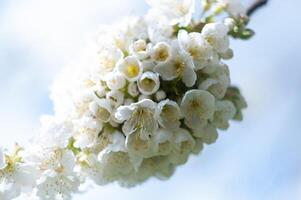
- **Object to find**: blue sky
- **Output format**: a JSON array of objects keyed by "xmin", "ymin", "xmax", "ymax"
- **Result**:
[{"xmin": 0, "ymin": 0, "xmax": 300, "ymax": 199}]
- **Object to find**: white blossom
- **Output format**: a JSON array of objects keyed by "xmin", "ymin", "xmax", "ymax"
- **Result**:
[
  {"xmin": 147, "ymin": 0, "xmax": 195, "ymax": 27},
  {"xmin": 105, "ymin": 72, "xmax": 126, "ymax": 91},
  {"xmin": 178, "ymin": 29, "xmax": 215, "ymax": 70},
  {"xmin": 33, "ymin": 149, "xmax": 80, "ymax": 200},
  {"xmin": 156, "ymin": 99, "xmax": 182, "ymax": 129},
  {"xmin": 98, "ymin": 130, "xmax": 126, "ymax": 161},
  {"xmin": 97, "ymin": 47, "xmax": 124, "ymax": 78},
  {"xmin": 89, "ymin": 99, "xmax": 112, "ymax": 122},
  {"xmin": 224, "ymin": 17, "xmax": 236, "ymax": 30},
  {"xmin": 137, "ymin": 71, "xmax": 160, "ymax": 95},
  {"xmin": 192, "ymin": 124, "xmax": 218, "ymax": 144},
  {"xmin": 199, "ymin": 63, "xmax": 230, "ymax": 99},
  {"xmin": 154, "ymin": 42, "xmax": 197, "ymax": 87},
  {"xmin": 117, "ymin": 56, "xmax": 143, "ymax": 81},
  {"xmin": 115, "ymin": 99, "xmax": 158, "ymax": 139},
  {"xmin": 147, "ymin": 17, "xmax": 173, "ymax": 43},
  {"xmin": 127, "ymin": 82, "xmax": 139, "ymax": 97},
  {"xmin": 155, "ymin": 90, "xmax": 167, "ymax": 101},
  {"xmin": 169, "ymin": 128, "xmax": 195, "ymax": 165},
  {"xmin": 129, "ymin": 39, "xmax": 150, "ymax": 59},
  {"xmin": 181, "ymin": 89, "xmax": 215, "ymax": 130},
  {"xmin": 211, "ymin": 100, "xmax": 236, "ymax": 130},
  {"xmin": 106, "ymin": 90, "xmax": 124, "ymax": 107},
  {"xmin": 38, "ymin": 115, "xmax": 72, "ymax": 148},
  {"xmin": 202, "ymin": 22, "xmax": 230, "ymax": 54},
  {"xmin": 217, "ymin": 0, "xmax": 246, "ymax": 16},
  {"xmin": 73, "ymin": 114, "xmax": 103, "ymax": 149},
  {"xmin": 0, "ymin": 147, "xmax": 37, "ymax": 200},
  {"xmin": 152, "ymin": 129, "xmax": 173, "ymax": 156},
  {"xmin": 150, "ymin": 42, "xmax": 172, "ymax": 63}
]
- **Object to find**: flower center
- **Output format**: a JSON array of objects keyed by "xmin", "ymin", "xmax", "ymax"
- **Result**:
[
  {"xmin": 140, "ymin": 78, "xmax": 156, "ymax": 92},
  {"xmin": 126, "ymin": 65, "xmax": 139, "ymax": 78},
  {"xmin": 175, "ymin": 59, "xmax": 185, "ymax": 76}
]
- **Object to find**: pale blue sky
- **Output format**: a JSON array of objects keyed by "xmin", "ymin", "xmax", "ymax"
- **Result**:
[{"xmin": 0, "ymin": 0, "xmax": 300, "ymax": 199}]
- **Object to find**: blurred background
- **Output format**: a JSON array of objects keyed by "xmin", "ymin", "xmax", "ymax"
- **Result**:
[{"xmin": 0, "ymin": 0, "xmax": 300, "ymax": 199}]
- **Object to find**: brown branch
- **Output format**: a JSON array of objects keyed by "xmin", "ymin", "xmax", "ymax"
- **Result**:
[{"xmin": 247, "ymin": 0, "xmax": 268, "ymax": 16}]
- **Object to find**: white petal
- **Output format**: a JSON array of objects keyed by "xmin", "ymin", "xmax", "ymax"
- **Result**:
[
  {"xmin": 106, "ymin": 90, "xmax": 124, "ymax": 107},
  {"xmin": 192, "ymin": 124, "xmax": 218, "ymax": 144},
  {"xmin": 181, "ymin": 89, "xmax": 215, "ymax": 129},
  {"xmin": 154, "ymin": 61, "xmax": 177, "ymax": 81},
  {"xmin": 106, "ymin": 72, "xmax": 126, "ymax": 91},
  {"xmin": 177, "ymin": 29, "xmax": 189, "ymax": 49},
  {"xmin": 212, "ymin": 100, "xmax": 236, "ymax": 130},
  {"xmin": 115, "ymin": 105, "xmax": 134, "ymax": 122},
  {"xmin": 182, "ymin": 63, "xmax": 197, "ymax": 87}
]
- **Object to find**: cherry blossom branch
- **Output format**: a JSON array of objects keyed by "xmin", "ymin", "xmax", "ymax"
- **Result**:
[{"xmin": 247, "ymin": 0, "xmax": 268, "ymax": 16}]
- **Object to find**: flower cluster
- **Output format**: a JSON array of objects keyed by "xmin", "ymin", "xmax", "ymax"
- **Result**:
[{"xmin": 1, "ymin": 0, "xmax": 251, "ymax": 199}]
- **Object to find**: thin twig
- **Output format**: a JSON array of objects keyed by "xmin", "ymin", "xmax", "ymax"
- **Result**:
[{"xmin": 247, "ymin": 0, "xmax": 268, "ymax": 16}]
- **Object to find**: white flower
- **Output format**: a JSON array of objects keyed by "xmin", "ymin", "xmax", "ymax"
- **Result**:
[
  {"xmin": 34, "ymin": 149, "xmax": 80, "ymax": 200},
  {"xmin": 116, "ymin": 99, "xmax": 158, "ymax": 167},
  {"xmin": 154, "ymin": 42, "xmax": 197, "ymax": 87},
  {"xmin": 98, "ymin": 130, "xmax": 126, "ymax": 161},
  {"xmin": 220, "ymin": 48, "xmax": 234, "ymax": 60},
  {"xmin": 98, "ymin": 47, "xmax": 124, "ymax": 77},
  {"xmin": 224, "ymin": 17, "xmax": 236, "ymax": 30},
  {"xmin": 217, "ymin": 0, "xmax": 246, "ymax": 16},
  {"xmin": 180, "ymin": 89, "xmax": 215, "ymax": 130},
  {"xmin": 152, "ymin": 129, "xmax": 173, "ymax": 156},
  {"xmin": 38, "ymin": 115, "xmax": 72, "ymax": 149},
  {"xmin": 105, "ymin": 72, "xmax": 126, "ymax": 91},
  {"xmin": 211, "ymin": 100, "xmax": 236, "ymax": 130},
  {"xmin": 73, "ymin": 114, "xmax": 103, "ymax": 149},
  {"xmin": 129, "ymin": 39, "xmax": 149, "ymax": 59},
  {"xmin": 106, "ymin": 90, "xmax": 124, "ymax": 107},
  {"xmin": 0, "ymin": 145, "xmax": 37, "ymax": 200},
  {"xmin": 192, "ymin": 124, "xmax": 218, "ymax": 144},
  {"xmin": 224, "ymin": 87, "xmax": 247, "ymax": 120},
  {"xmin": 156, "ymin": 99, "xmax": 182, "ymax": 130},
  {"xmin": 115, "ymin": 99, "xmax": 158, "ymax": 139},
  {"xmin": 147, "ymin": 0, "xmax": 195, "ymax": 27},
  {"xmin": 147, "ymin": 17, "xmax": 173, "ymax": 43},
  {"xmin": 169, "ymin": 128, "xmax": 195, "ymax": 165},
  {"xmin": 89, "ymin": 99, "xmax": 112, "ymax": 122},
  {"xmin": 107, "ymin": 17, "xmax": 148, "ymax": 52},
  {"xmin": 150, "ymin": 42, "xmax": 172, "ymax": 63},
  {"xmin": 155, "ymin": 90, "xmax": 167, "ymax": 101},
  {"xmin": 141, "ymin": 59, "xmax": 156, "ymax": 71},
  {"xmin": 137, "ymin": 71, "xmax": 160, "ymax": 95},
  {"xmin": 178, "ymin": 29, "xmax": 215, "ymax": 70},
  {"xmin": 192, "ymin": 138, "xmax": 204, "ymax": 154},
  {"xmin": 202, "ymin": 22, "xmax": 230, "ymax": 54},
  {"xmin": 0, "ymin": 163, "xmax": 37, "ymax": 200},
  {"xmin": 92, "ymin": 83, "xmax": 106, "ymax": 99},
  {"xmin": 199, "ymin": 63, "xmax": 230, "ymax": 99},
  {"xmin": 127, "ymin": 82, "xmax": 139, "ymax": 97},
  {"xmin": 117, "ymin": 56, "xmax": 143, "ymax": 81},
  {"xmin": 125, "ymin": 132, "xmax": 152, "ymax": 169}
]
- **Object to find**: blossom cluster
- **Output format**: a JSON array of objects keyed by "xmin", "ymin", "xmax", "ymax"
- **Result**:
[{"xmin": 0, "ymin": 0, "xmax": 250, "ymax": 199}]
